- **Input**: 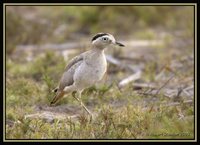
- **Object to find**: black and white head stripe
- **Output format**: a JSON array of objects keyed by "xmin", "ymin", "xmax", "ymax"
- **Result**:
[{"xmin": 91, "ymin": 33, "xmax": 109, "ymax": 41}]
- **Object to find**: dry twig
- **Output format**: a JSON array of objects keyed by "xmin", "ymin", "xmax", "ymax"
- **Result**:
[{"xmin": 118, "ymin": 71, "xmax": 142, "ymax": 88}]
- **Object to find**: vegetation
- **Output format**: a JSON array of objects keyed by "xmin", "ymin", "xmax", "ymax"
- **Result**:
[{"xmin": 5, "ymin": 5, "xmax": 194, "ymax": 140}]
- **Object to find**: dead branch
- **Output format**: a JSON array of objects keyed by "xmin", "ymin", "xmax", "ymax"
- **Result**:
[
  {"xmin": 184, "ymin": 85, "xmax": 194, "ymax": 91},
  {"xmin": 132, "ymin": 82, "xmax": 157, "ymax": 90},
  {"xmin": 153, "ymin": 75, "xmax": 174, "ymax": 97},
  {"xmin": 164, "ymin": 100, "xmax": 193, "ymax": 107},
  {"xmin": 137, "ymin": 75, "xmax": 175, "ymax": 98},
  {"xmin": 24, "ymin": 111, "xmax": 78, "ymax": 123},
  {"xmin": 118, "ymin": 70, "xmax": 142, "ymax": 88}
]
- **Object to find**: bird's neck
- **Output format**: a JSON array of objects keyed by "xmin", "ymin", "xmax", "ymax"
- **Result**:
[{"xmin": 91, "ymin": 46, "xmax": 105, "ymax": 54}]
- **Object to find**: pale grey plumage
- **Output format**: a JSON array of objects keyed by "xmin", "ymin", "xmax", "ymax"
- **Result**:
[{"xmin": 59, "ymin": 53, "xmax": 84, "ymax": 90}]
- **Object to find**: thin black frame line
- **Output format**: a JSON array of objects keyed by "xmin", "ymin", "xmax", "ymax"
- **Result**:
[
  {"xmin": 194, "ymin": 3, "xmax": 197, "ymax": 141},
  {"xmin": 3, "ymin": 4, "xmax": 197, "ymax": 6},
  {"xmin": 4, "ymin": 4, "xmax": 7, "ymax": 142},
  {"xmin": 5, "ymin": 4, "xmax": 195, "ymax": 140},
  {"xmin": 3, "ymin": 4, "xmax": 196, "ymax": 141}
]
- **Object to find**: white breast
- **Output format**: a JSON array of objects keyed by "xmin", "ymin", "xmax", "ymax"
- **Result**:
[{"xmin": 73, "ymin": 50, "xmax": 107, "ymax": 89}]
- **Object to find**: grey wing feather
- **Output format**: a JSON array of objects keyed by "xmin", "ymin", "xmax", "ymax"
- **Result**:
[
  {"xmin": 64, "ymin": 53, "xmax": 84, "ymax": 71},
  {"xmin": 58, "ymin": 52, "xmax": 88, "ymax": 91}
]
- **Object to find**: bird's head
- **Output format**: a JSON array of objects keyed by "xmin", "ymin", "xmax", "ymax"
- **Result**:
[{"xmin": 91, "ymin": 33, "xmax": 125, "ymax": 49}]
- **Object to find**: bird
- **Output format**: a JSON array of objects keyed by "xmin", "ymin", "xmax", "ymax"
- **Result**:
[{"xmin": 50, "ymin": 32, "xmax": 125, "ymax": 116}]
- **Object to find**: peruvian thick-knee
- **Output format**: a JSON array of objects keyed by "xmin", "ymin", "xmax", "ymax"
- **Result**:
[{"xmin": 50, "ymin": 33, "xmax": 125, "ymax": 114}]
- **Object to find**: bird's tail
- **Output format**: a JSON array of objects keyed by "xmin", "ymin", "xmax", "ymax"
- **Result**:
[{"xmin": 50, "ymin": 91, "xmax": 65, "ymax": 105}]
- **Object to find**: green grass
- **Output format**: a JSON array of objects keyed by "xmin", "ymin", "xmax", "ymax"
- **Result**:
[
  {"xmin": 5, "ymin": 51, "xmax": 194, "ymax": 139},
  {"xmin": 6, "ymin": 100, "xmax": 194, "ymax": 139}
]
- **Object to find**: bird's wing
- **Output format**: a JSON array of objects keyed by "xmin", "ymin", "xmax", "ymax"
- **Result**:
[
  {"xmin": 58, "ymin": 51, "xmax": 89, "ymax": 90},
  {"xmin": 64, "ymin": 53, "xmax": 84, "ymax": 71}
]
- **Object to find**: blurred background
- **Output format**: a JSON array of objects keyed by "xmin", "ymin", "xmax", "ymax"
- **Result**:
[
  {"xmin": 6, "ymin": 6, "xmax": 194, "ymax": 54},
  {"xmin": 5, "ymin": 5, "xmax": 195, "ymax": 139}
]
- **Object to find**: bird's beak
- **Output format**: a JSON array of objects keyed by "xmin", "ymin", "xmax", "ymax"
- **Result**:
[{"xmin": 115, "ymin": 41, "xmax": 125, "ymax": 47}]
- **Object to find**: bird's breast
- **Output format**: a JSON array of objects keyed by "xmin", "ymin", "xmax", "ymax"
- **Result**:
[
  {"xmin": 74, "ymin": 52, "xmax": 107, "ymax": 87},
  {"xmin": 85, "ymin": 53, "xmax": 107, "ymax": 77}
]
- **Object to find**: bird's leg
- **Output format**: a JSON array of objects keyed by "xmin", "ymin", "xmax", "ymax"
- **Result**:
[{"xmin": 73, "ymin": 91, "xmax": 92, "ymax": 117}]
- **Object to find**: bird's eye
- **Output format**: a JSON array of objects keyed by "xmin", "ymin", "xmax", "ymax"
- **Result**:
[{"xmin": 102, "ymin": 37, "xmax": 108, "ymax": 41}]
